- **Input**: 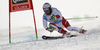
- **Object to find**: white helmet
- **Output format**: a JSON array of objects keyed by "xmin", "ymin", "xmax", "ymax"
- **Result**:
[{"xmin": 43, "ymin": 3, "xmax": 51, "ymax": 8}]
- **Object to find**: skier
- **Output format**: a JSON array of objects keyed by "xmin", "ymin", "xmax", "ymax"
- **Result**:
[{"xmin": 42, "ymin": 3, "xmax": 86, "ymax": 36}]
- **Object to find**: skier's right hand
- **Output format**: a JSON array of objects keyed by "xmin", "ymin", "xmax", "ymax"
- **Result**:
[
  {"xmin": 47, "ymin": 26, "xmax": 55, "ymax": 32},
  {"xmin": 48, "ymin": 27, "xmax": 54, "ymax": 32}
]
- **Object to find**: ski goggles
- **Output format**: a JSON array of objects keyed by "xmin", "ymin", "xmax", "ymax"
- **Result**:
[{"xmin": 43, "ymin": 8, "xmax": 50, "ymax": 11}]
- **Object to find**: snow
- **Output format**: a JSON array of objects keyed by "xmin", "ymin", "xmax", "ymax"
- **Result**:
[
  {"xmin": 0, "ymin": 18, "xmax": 100, "ymax": 50},
  {"xmin": 0, "ymin": 0, "xmax": 100, "ymax": 50}
]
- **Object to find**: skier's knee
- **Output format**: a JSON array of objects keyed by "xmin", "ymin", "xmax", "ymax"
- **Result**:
[
  {"xmin": 58, "ymin": 28, "xmax": 62, "ymax": 33},
  {"xmin": 58, "ymin": 28, "xmax": 67, "ymax": 34}
]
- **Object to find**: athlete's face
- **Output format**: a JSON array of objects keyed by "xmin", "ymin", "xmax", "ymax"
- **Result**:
[{"xmin": 43, "ymin": 8, "xmax": 50, "ymax": 15}]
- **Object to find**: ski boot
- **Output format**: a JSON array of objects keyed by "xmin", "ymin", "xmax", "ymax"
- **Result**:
[{"xmin": 79, "ymin": 29, "xmax": 87, "ymax": 34}]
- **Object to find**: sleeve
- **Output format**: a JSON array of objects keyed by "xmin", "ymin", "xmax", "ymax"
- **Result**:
[{"xmin": 43, "ymin": 15, "xmax": 48, "ymax": 30}]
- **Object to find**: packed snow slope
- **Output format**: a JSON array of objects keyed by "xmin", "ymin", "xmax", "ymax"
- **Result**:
[
  {"xmin": 0, "ymin": 17, "xmax": 99, "ymax": 50},
  {"xmin": 0, "ymin": 0, "xmax": 100, "ymax": 50}
]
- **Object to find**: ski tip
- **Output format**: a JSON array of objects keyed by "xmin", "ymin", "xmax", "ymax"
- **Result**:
[{"xmin": 42, "ymin": 35, "xmax": 47, "ymax": 40}]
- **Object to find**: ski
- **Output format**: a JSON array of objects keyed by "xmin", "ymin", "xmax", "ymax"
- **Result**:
[
  {"xmin": 42, "ymin": 35, "xmax": 78, "ymax": 40},
  {"xmin": 42, "ymin": 35, "xmax": 64, "ymax": 40}
]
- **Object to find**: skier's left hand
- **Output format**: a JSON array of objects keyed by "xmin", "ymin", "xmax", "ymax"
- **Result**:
[{"xmin": 50, "ymin": 15, "xmax": 57, "ymax": 22}]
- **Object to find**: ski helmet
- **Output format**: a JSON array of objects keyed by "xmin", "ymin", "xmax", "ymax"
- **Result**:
[
  {"xmin": 43, "ymin": 3, "xmax": 51, "ymax": 8},
  {"xmin": 43, "ymin": 2, "xmax": 52, "ymax": 15}
]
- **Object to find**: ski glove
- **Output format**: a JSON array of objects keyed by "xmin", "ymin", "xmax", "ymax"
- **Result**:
[
  {"xmin": 48, "ymin": 26, "xmax": 55, "ymax": 32},
  {"xmin": 49, "ymin": 15, "xmax": 57, "ymax": 22}
]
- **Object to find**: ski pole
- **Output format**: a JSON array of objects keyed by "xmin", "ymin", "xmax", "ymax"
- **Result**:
[
  {"xmin": 59, "ymin": 16, "xmax": 98, "ymax": 20},
  {"xmin": 49, "ymin": 32, "xmax": 52, "ymax": 36}
]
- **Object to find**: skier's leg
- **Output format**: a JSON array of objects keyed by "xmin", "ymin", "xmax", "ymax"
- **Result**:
[
  {"xmin": 62, "ymin": 17, "xmax": 81, "ymax": 32},
  {"xmin": 62, "ymin": 18, "xmax": 86, "ymax": 34},
  {"xmin": 67, "ymin": 26, "xmax": 80, "ymax": 32},
  {"xmin": 67, "ymin": 26, "xmax": 87, "ymax": 34},
  {"xmin": 49, "ymin": 23, "xmax": 70, "ymax": 35}
]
